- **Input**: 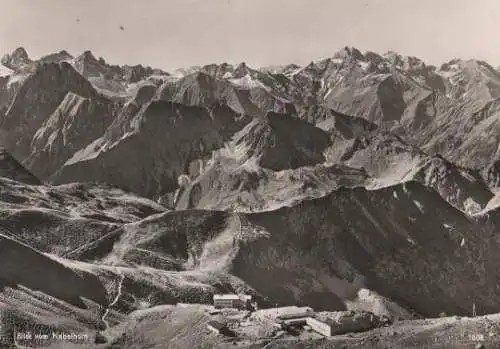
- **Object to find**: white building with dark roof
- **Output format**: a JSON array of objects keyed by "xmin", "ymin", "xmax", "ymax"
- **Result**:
[
  {"xmin": 306, "ymin": 311, "xmax": 380, "ymax": 337},
  {"xmin": 213, "ymin": 294, "xmax": 252, "ymax": 309},
  {"xmin": 306, "ymin": 317, "xmax": 336, "ymax": 337}
]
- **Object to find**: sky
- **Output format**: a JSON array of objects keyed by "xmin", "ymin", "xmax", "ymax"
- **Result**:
[{"xmin": 0, "ymin": 0, "xmax": 499, "ymax": 71}]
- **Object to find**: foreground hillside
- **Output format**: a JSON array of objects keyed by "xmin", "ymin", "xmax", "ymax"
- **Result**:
[
  {"xmin": 2, "ymin": 166, "xmax": 500, "ymax": 348},
  {"xmin": 58, "ymin": 180, "xmax": 500, "ymax": 319},
  {"xmin": 0, "ymin": 173, "xmax": 167, "ymax": 254}
]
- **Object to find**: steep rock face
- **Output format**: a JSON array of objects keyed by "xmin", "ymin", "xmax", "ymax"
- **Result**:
[
  {"xmin": 383, "ymin": 51, "xmax": 444, "ymax": 91},
  {"xmin": 72, "ymin": 50, "xmax": 107, "ymax": 78},
  {"xmin": 315, "ymin": 108, "xmax": 378, "ymax": 136},
  {"xmin": 485, "ymin": 159, "xmax": 500, "ymax": 188},
  {"xmin": 246, "ymin": 86, "xmax": 295, "ymax": 115},
  {"xmin": 176, "ymin": 116, "xmax": 491, "ymax": 214},
  {"xmin": 121, "ymin": 64, "xmax": 160, "ymax": 83},
  {"xmin": 200, "ymin": 62, "xmax": 234, "ymax": 79},
  {"xmin": 0, "ymin": 62, "xmax": 98, "ymax": 160},
  {"xmin": 39, "ymin": 50, "xmax": 74, "ymax": 64},
  {"xmin": 328, "ymin": 131, "xmax": 427, "ymax": 181},
  {"xmin": 0, "ymin": 148, "xmax": 41, "ymax": 185},
  {"xmin": 158, "ymin": 71, "xmax": 292, "ymax": 117},
  {"xmin": 158, "ymin": 72, "xmax": 229, "ymax": 107},
  {"xmin": 0, "ymin": 47, "xmax": 32, "ymax": 70},
  {"xmin": 52, "ymin": 102, "xmax": 250, "ymax": 198},
  {"xmin": 72, "ymin": 50, "xmax": 165, "ymax": 83},
  {"xmin": 25, "ymin": 92, "xmax": 117, "ymax": 179},
  {"xmin": 0, "ymin": 67, "xmax": 29, "ymax": 111},
  {"xmin": 417, "ymin": 98, "xmax": 500, "ymax": 169},
  {"xmin": 100, "ymin": 84, "xmax": 159, "ymax": 145},
  {"xmin": 438, "ymin": 59, "xmax": 500, "ymax": 100},
  {"xmin": 231, "ymin": 112, "xmax": 331, "ymax": 171},
  {"xmin": 0, "ymin": 74, "xmax": 12, "ymax": 110},
  {"xmin": 413, "ymin": 156, "xmax": 493, "ymax": 214},
  {"xmin": 176, "ymin": 161, "xmax": 369, "ymax": 212},
  {"xmin": 269, "ymin": 48, "xmax": 445, "ymax": 136},
  {"xmin": 172, "ymin": 110, "xmax": 372, "ymax": 212},
  {"xmin": 324, "ymin": 70, "xmax": 437, "ymax": 129},
  {"xmin": 327, "ymin": 130, "xmax": 493, "ymax": 212}
]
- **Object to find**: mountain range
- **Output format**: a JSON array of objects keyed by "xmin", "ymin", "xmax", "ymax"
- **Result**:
[{"xmin": 1, "ymin": 46, "xmax": 500, "ymax": 348}]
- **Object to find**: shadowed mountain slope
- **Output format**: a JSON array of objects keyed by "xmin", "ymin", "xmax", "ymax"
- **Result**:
[
  {"xmin": 51, "ymin": 102, "xmax": 251, "ymax": 198},
  {"xmin": 0, "ymin": 233, "xmax": 107, "ymax": 307},
  {"xmin": 67, "ymin": 181, "xmax": 500, "ymax": 318},
  {"xmin": 0, "ymin": 148, "xmax": 41, "ymax": 185}
]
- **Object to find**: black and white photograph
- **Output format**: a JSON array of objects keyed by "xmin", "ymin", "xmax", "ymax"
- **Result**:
[{"xmin": 0, "ymin": 0, "xmax": 500, "ymax": 348}]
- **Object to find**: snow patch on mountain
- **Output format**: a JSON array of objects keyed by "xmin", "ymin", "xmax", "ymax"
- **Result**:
[
  {"xmin": 229, "ymin": 73, "xmax": 271, "ymax": 91},
  {"xmin": 324, "ymin": 87, "xmax": 333, "ymax": 101},
  {"xmin": 0, "ymin": 64, "xmax": 13, "ymax": 77},
  {"xmin": 413, "ymin": 199, "xmax": 424, "ymax": 213},
  {"xmin": 463, "ymin": 197, "xmax": 482, "ymax": 215}
]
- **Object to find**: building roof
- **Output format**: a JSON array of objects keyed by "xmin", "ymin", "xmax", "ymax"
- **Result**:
[
  {"xmin": 307, "ymin": 316, "xmax": 338, "ymax": 327},
  {"xmin": 281, "ymin": 317, "xmax": 310, "ymax": 325},
  {"xmin": 277, "ymin": 312, "xmax": 314, "ymax": 321},
  {"xmin": 213, "ymin": 294, "xmax": 252, "ymax": 301},
  {"xmin": 255, "ymin": 306, "xmax": 314, "ymax": 321},
  {"xmin": 213, "ymin": 294, "xmax": 240, "ymax": 301}
]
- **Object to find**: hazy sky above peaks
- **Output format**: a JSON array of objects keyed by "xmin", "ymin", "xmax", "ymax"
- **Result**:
[{"xmin": 0, "ymin": 0, "xmax": 499, "ymax": 71}]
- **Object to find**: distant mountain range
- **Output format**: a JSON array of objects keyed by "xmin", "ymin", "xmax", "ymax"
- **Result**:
[
  {"xmin": 2, "ymin": 46, "xmax": 500, "ymax": 348},
  {"xmin": 2, "ymin": 46, "xmax": 500, "ymax": 204}
]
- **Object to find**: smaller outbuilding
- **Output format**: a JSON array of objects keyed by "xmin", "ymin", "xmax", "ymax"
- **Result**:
[{"xmin": 206, "ymin": 321, "xmax": 235, "ymax": 337}]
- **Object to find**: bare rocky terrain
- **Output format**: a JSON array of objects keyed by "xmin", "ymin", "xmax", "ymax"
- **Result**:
[{"xmin": 1, "ymin": 46, "xmax": 500, "ymax": 348}]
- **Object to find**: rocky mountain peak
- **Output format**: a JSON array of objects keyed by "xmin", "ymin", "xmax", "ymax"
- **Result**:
[
  {"xmin": 364, "ymin": 51, "xmax": 385, "ymax": 65},
  {"xmin": 72, "ymin": 50, "xmax": 107, "ymax": 77},
  {"xmin": 1, "ymin": 46, "xmax": 32, "ymax": 70},
  {"xmin": 59, "ymin": 50, "xmax": 71, "ymax": 57},
  {"xmin": 11, "ymin": 47, "xmax": 30, "ymax": 61},
  {"xmin": 39, "ymin": 50, "xmax": 74, "ymax": 64},
  {"xmin": 403, "ymin": 56, "xmax": 426, "ymax": 70},
  {"xmin": 231, "ymin": 112, "xmax": 331, "ymax": 171},
  {"xmin": 233, "ymin": 62, "xmax": 251, "ymax": 78},
  {"xmin": 383, "ymin": 50, "xmax": 403, "ymax": 62},
  {"xmin": 334, "ymin": 46, "xmax": 365, "ymax": 61},
  {"xmin": 219, "ymin": 62, "xmax": 233, "ymax": 69},
  {"xmin": 76, "ymin": 50, "xmax": 99, "ymax": 64},
  {"xmin": 439, "ymin": 58, "xmax": 462, "ymax": 71},
  {"xmin": 199, "ymin": 63, "xmax": 234, "ymax": 79},
  {"xmin": 438, "ymin": 58, "xmax": 494, "ymax": 73}
]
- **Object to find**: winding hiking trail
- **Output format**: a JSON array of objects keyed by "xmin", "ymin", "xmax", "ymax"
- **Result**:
[{"xmin": 102, "ymin": 268, "xmax": 126, "ymax": 330}]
